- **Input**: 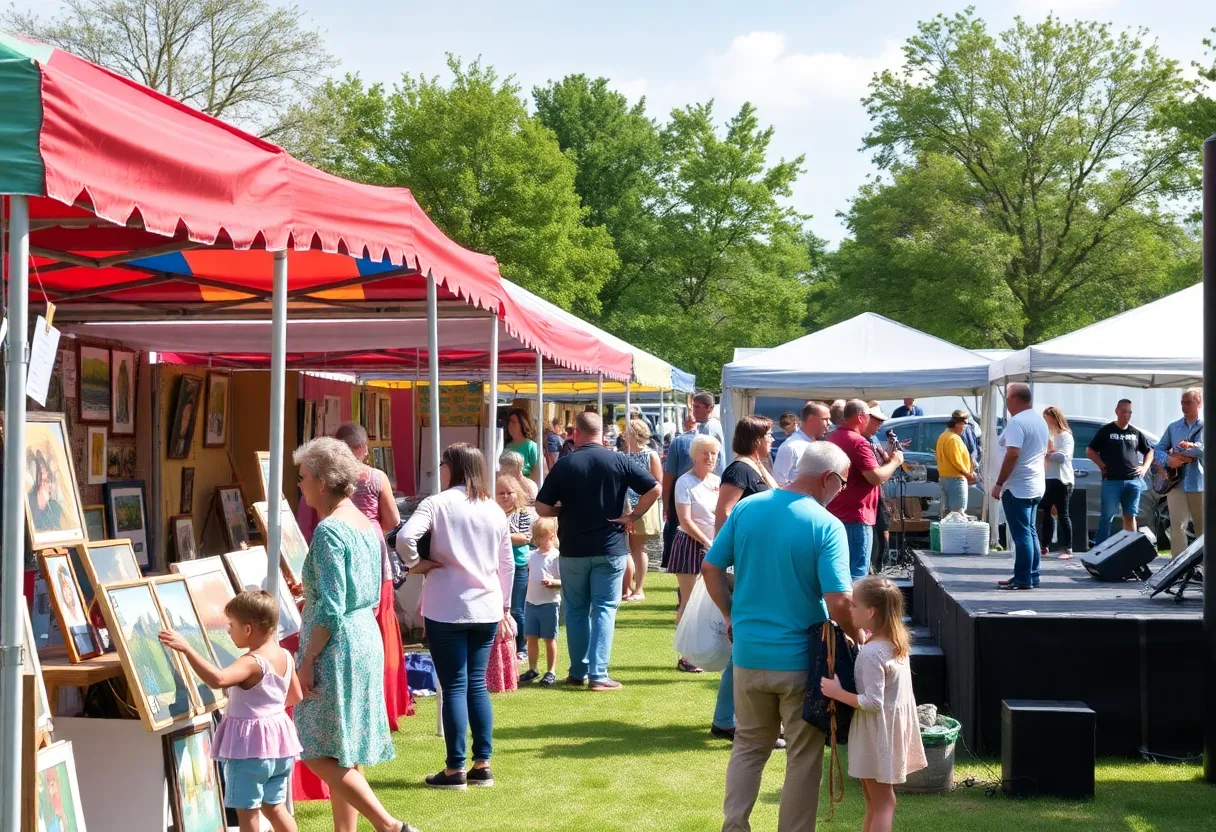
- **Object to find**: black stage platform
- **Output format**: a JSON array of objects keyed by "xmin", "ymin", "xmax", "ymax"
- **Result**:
[{"xmin": 912, "ymin": 551, "xmax": 1202, "ymax": 757}]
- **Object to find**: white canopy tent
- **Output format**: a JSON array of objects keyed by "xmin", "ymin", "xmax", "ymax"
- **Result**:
[{"xmin": 720, "ymin": 313, "xmax": 993, "ymax": 462}]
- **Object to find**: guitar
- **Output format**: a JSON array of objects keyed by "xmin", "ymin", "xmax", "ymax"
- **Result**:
[{"xmin": 1151, "ymin": 424, "xmax": 1203, "ymax": 496}]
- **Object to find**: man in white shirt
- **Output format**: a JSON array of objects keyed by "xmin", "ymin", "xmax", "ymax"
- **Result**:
[
  {"xmin": 990, "ymin": 382, "xmax": 1049, "ymax": 590},
  {"xmin": 773, "ymin": 401, "xmax": 832, "ymax": 487}
]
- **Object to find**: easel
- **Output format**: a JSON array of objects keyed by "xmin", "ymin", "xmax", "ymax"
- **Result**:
[
  {"xmin": 1165, "ymin": 564, "xmax": 1203, "ymax": 603},
  {"xmin": 21, "ymin": 674, "xmax": 51, "ymax": 832}
]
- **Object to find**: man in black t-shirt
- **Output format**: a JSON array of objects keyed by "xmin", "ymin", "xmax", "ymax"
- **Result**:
[
  {"xmin": 1086, "ymin": 399, "xmax": 1155, "ymax": 543},
  {"xmin": 536, "ymin": 411, "xmax": 660, "ymax": 691}
]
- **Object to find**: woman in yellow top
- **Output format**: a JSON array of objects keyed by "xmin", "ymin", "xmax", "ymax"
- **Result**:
[{"xmin": 935, "ymin": 411, "xmax": 976, "ymax": 515}]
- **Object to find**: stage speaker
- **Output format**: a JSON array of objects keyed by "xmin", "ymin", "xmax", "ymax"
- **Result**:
[
  {"xmin": 1001, "ymin": 700, "xmax": 1095, "ymax": 799},
  {"xmin": 1079, "ymin": 530, "xmax": 1155, "ymax": 582},
  {"xmin": 1070, "ymin": 487, "xmax": 1089, "ymax": 552}
]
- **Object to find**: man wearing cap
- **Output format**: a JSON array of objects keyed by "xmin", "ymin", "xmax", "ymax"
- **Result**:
[{"xmin": 826, "ymin": 400, "xmax": 905, "ymax": 580}]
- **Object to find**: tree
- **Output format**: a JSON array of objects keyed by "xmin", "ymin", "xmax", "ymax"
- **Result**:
[
  {"xmin": 284, "ymin": 60, "xmax": 617, "ymax": 310},
  {"xmin": 854, "ymin": 10, "xmax": 1197, "ymax": 348},
  {"xmin": 1156, "ymin": 29, "xmax": 1216, "ymax": 201},
  {"xmin": 3, "ymin": 0, "xmax": 334, "ymax": 136}
]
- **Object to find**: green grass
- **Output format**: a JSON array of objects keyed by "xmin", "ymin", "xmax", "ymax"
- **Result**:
[{"xmin": 298, "ymin": 573, "xmax": 1214, "ymax": 831}]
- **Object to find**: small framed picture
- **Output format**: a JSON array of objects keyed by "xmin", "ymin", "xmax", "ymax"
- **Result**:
[
  {"xmin": 38, "ymin": 551, "xmax": 101, "ymax": 662},
  {"xmin": 302, "ymin": 400, "xmax": 316, "ymax": 443},
  {"xmin": 104, "ymin": 480, "xmax": 150, "ymax": 567},
  {"xmin": 171, "ymin": 514, "xmax": 197, "ymax": 561},
  {"xmin": 167, "ymin": 374, "xmax": 203, "ymax": 459},
  {"xmin": 80, "ymin": 539, "xmax": 143, "ymax": 591},
  {"xmin": 36, "ymin": 741, "xmax": 88, "ymax": 831},
  {"xmin": 255, "ymin": 451, "xmax": 274, "ymax": 502},
  {"xmin": 180, "ymin": 467, "xmax": 195, "ymax": 515},
  {"xmin": 384, "ymin": 447, "xmax": 397, "ymax": 490},
  {"xmin": 217, "ymin": 486, "xmax": 250, "ymax": 550},
  {"xmin": 20, "ymin": 412, "xmax": 88, "ymax": 550},
  {"xmin": 203, "ymin": 371, "xmax": 231, "ymax": 448},
  {"xmin": 77, "ymin": 344, "xmax": 112, "ymax": 424},
  {"xmin": 379, "ymin": 395, "xmax": 392, "ymax": 441},
  {"xmin": 86, "ymin": 425, "xmax": 108, "ymax": 485},
  {"xmin": 371, "ymin": 446, "xmax": 385, "ymax": 471},
  {"xmin": 82, "ymin": 504, "xmax": 107, "ymax": 542},
  {"xmin": 164, "ymin": 723, "xmax": 226, "ymax": 832},
  {"xmin": 111, "ymin": 348, "xmax": 137, "ymax": 435}
]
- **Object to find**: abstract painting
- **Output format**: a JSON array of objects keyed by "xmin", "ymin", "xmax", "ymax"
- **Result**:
[
  {"xmin": 168, "ymin": 374, "xmax": 203, "ymax": 459},
  {"xmin": 104, "ymin": 481, "xmax": 149, "ymax": 567},
  {"xmin": 22, "ymin": 412, "xmax": 86, "ymax": 550},
  {"xmin": 172, "ymin": 514, "xmax": 197, "ymax": 561},
  {"xmin": 164, "ymin": 724, "xmax": 225, "ymax": 832},
  {"xmin": 152, "ymin": 577, "xmax": 225, "ymax": 713},
  {"xmin": 203, "ymin": 372, "xmax": 230, "ymax": 448},
  {"xmin": 86, "ymin": 426, "xmax": 107, "ymax": 485},
  {"xmin": 82, "ymin": 504, "xmax": 107, "ymax": 543},
  {"xmin": 217, "ymin": 486, "xmax": 249, "ymax": 550},
  {"xmin": 78, "ymin": 344, "xmax": 111, "ymax": 423},
  {"xmin": 252, "ymin": 500, "xmax": 310, "ymax": 585},
  {"xmin": 222, "ymin": 547, "xmax": 301, "ymax": 638},
  {"xmin": 170, "ymin": 558, "xmax": 242, "ymax": 669},
  {"xmin": 111, "ymin": 348, "xmax": 137, "ymax": 435},
  {"xmin": 36, "ymin": 741, "xmax": 86, "ymax": 832},
  {"xmin": 39, "ymin": 552, "xmax": 100, "ymax": 662}
]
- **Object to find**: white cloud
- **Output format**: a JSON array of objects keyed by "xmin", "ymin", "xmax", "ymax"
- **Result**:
[{"xmin": 1012, "ymin": 0, "xmax": 1117, "ymax": 16}]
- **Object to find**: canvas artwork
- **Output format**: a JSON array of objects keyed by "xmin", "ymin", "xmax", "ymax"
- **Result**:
[
  {"xmin": 168, "ymin": 375, "xmax": 203, "ymax": 459},
  {"xmin": 384, "ymin": 447, "xmax": 397, "ymax": 489},
  {"xmin": 110, "ymin": 348, "xmax": 137, "ymax": 435},
  {"xmin": 104, "ymin": 481, "xmax": 149, "ymax": 566},
  {"xmin": 323, "ymin": 395, "xmax": 341, "ymax": 436},
  {"xmin": 365, "ymin": 390, "xmax": 379, "ymax": 439},
  {"xmin": 36, "ymin": 742, "xmax": 87, "ymax": 832},
  {"xmin": 153, "ymin": 577, "xmax": 225, "ymax": 713},
  {"xmin": 99, "ymin": 581, "xmax": 194, "ymax": 730},
  {"xmin": 86, "ymin": 426, "xmax": 107, "ymax": 485},
  {"xmin": 78, "ymin": 344, "xmax": 111, "ymax": 423},
  {"xmin": 217, "ymin": 487, "xmax": 249, "ymax": 550},
  {"xmin": 22, "ymin": 413, "xmax": 87, "ymax": 550},
  {"xmin": 255, "ymin": 451, "xmax": 274, "ymax": 501},
  {"xmin": 82, "ymin": 539, "xmax": 143, "ymax": 590},
  {"xmin": 172, "ymin": 515, "xmax": 197, "ymax": 561},
  {"xmin": 169, "ymin": 557, "xmax": 242, "ymax": 669},
  {"xmin": 106, "ymin": 445, "xmax": 121, "ymax": 479},
  {"xmin": 180, "ymin": 467, "xmax": 195, "ymax": 514},
  {"xmin": 68, "ymin": 545, "xmax": 96, "ymax": 609},
  {"xmin": 121, "ymin": 445, "xmax": 137, "ymax": 478},
  {"xmin": 165, "ymin": 724, "xmax": 226, "ymax": 832},
  {"xmin": 252, "ymin": 501, "xmax": 310, "ymax": 584},
  {"xmin": 82, "ymin": 504, "xmax": 107, "ymax": 542},
  {"xmin": 203, "ymin": 372, "xmax": 230, "ymax": 448},
  {"xmin": 379, "ymin": 395, "xmax": 392, "ymax": 441},
  {"xmin": 22, "ymin": 602, "xmax": 53, "ymax": 734},
  {"xmin": 222, "ymin": 547, "xmax": 301, "ymax": 638},
  {"xmin": 371, "ymin": 446, "xmax": 385, "ymax": 471},
  {"xmin": 39, "ymin": 552, "xmax": 101, "ymax": 662},
  {"xmin": 302, "ymin": 400, "xmax": 316, "ymax": 442}
]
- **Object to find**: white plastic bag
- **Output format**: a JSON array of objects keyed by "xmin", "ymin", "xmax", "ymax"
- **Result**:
[{"xmin": 673, "ymin": 576, "xmax": 731, "ymax": 672}]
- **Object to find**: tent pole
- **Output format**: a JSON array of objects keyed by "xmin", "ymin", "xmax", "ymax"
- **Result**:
[
  {"xmin": 625, "ymin": 378, "xmax": 632, "ymax": 432},
  {"xmin": 427, "ymin": 273, "xmax": 441, "ymax": 495},
  {"xmin": 488, "ymin": 316, "xmax": 499, "ymax": 471},
  {"xmin": 0, "ymin": 196, "xmax": 30, "ymax": 832},
  {"xmin": 265, "ymin": 250, "xmax": 287, "ymax": 604},
  {"xmin": 597, "ymin": 374, "xmax": 604, "ymax": 423},
  {"xmin": 1202, "ymin": 133, "xmax": 1216, "ymax": 783},
  {"xmin": 536, "ymin": 352, "xmax": 545, "ymax": 486}
]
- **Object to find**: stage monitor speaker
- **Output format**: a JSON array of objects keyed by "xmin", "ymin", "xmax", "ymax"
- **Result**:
[
  {"xmin": 1080, "ymin": 530, "xmax": 1156, "ymax": 582},
  {"xmin": 1069, "ymin": 487, "xmax": 1089, "ymax": 552},
  {"xmin": 1001, "ymin": 700, "xmax": 1095, "ymax": 799}
]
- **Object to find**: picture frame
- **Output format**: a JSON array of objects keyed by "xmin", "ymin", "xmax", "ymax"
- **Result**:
[
  {"xmin": 77, "ymin": 343, "xmax": 112, "ymax": 424},
  {"xmin": 251, "ymin": 500, "xmax": 310, "ymax": 585},
  {"xmin": 323, "ymin": 395, "xmax": 341, "ymax": 436},
  {"xmin": 35, "ymin": 741, "xmax": 87, "ymax": 832},
  {"xmin": 22, "ymin": 602, "xmax": 52, "ymax": 734},
  {"xmin": 371, "ymin": 445, "xmax": 385, "ymax": 471},
  {"xmin": 82, "ymin": 504, "xmax": 107, "ymax": 543},
  {"xmin": 121, "ymin": 444, "xmax": 137, "ymax": 478},
  {"xmin": 384, "ymin": 447, "xmax": 397, "ymax": 490},
  {"xmin": 171, "ymin": 514, "xmax": 197, "ymax": 561},
  {"xmin": 365, "ymin": 391, "xmax": 379, "ymax": 439},
  {"xmin": 221, "ymin": 546, "xmax": 302, "ymax": 639},
  {"xmin": 151, "ymin": 576, "xmax": 226, "ymax": 714},
  {"xmin": 111, "ymin": 348, "xmax": 137, "ymax": 435},
  {"xmin": 106, "ymin": 444, "xmax": 122, "ymax": 479},
  {"xmin": 379, "ymin": 395, "xmax": 392, "ymax": 441},
  {"xmin": 164, "ymin": 723, "xmax": 226, "ymax": 832},
  {"xmin": 167, "ymin": 374, "xmax": 203, "ymax": 459},
  {"xmin": 302, "ymin": 400, "xmax": 316, "ymax": 442},
  {"xmin": 38, "ymin": 551, "xmax": 102, "ymax": 662},
  {"xmin": 216, "ymin": 486, "xmax": 250, "ymax": 550},
  {"xmin": 255, "ymin": 450, "xmax": 274, "ymax": 502},
  {"xmin": 86, "ymin": 425, "xmax": 107, "ymax": 486},
  {"xmin": 180, "ymin": 467, "xmax": 195, "ymax": 514},
  {"xmin": 203, "ymin": 371, "xmax": 231, "ymax": 448},
  {"xmin": 103, "ymin": 480, "xmax": 150, "ymax": 567},
  {"xmin": 17, "ymin": 411, "xmax": 88, "ymax": 550},
  {"xmin": 81, "ymin": 539, "xmax": 143, "ymax": 591},
  {"xmin": 96, "ymin": 579, "xmax": 195, "ymax": 731},
  {"xmin": 170, "ymin": 557, "xmax": 243, "ymax": 668}
]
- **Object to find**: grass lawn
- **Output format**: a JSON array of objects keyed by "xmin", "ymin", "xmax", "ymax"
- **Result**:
[{"xmin": 298, "ymin": 573, "xmax": 1214, "ymax": 831}]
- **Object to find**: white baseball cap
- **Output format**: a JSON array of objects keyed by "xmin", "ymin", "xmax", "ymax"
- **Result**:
[{"xmin": 867, "ymin": 405, "xmax": 888, "ymax": 422}]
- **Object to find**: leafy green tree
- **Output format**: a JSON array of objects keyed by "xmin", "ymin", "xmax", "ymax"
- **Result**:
[
  {"xmin": 1156, "ymin": 29, "xmax": 1216, "ymax": 201},
  {"xmin": 851, "ymin": 10, "xmax": 1197, "ymax": 348}
]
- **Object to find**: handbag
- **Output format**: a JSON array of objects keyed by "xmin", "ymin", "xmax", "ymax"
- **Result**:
[{"xmin": 803, "ymin": 619, "xmax": 858, "ymax": 820}]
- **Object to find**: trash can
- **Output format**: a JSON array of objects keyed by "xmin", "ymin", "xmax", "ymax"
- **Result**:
[{"xmin": 896, "ymin": 716, "xmax": 961, "ymax": 795}]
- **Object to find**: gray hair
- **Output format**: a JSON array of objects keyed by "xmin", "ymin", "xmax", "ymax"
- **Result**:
[
  {"xmin": 1007, "ymin": 382, "xmax": 1032, "ymax": 403},
  {"xmin": 499, "ymin": 450, "xmax": 525, "ymax": 473},
  {"xmin": 1183, "ymin": 387, "xmax": 1203, "ymax": 403},
  {"xmin": 334, "ymin": 422, "xmax": 368, "ymax": 451},
  {"xmin": 293, "ymin": 437, "xmax": 362, "ymax": 497},
  {"xmin": 690, "ymin": 434, "xmax": 721, "ymax": 458},
  {"xmin": 795, "ymin": 440, "xmax": 850, "ymax": 479}
]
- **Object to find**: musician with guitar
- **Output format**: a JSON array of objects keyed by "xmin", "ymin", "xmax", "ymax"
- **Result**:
[{"xmin": 1153, "ymin": 387, "xmax": 1204, "ymax": 556}]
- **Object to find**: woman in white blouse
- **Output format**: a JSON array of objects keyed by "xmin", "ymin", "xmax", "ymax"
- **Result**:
[
  {"xmin": 396, "ymin": 443, "xmax": 513, "ymax": 790},
  {"xmin": 1039, "ymin": 406, "xmax": 1075, "ymax": 559},
  {"xmin": 670, "ymin": 434, "xmax": 721, "ymax": 673}
]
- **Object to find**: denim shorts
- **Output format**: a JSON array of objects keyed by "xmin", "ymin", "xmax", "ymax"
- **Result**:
[
  {"xmin": 223, "ymin": 756, "xmax": 294, "ymax": 809},
  {"xmin": 524, "ymin": 602, "xmax": 559, "ymax": 639}
]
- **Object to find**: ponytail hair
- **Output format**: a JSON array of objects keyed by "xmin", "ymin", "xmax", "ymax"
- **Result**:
[{"xmin": 853, "ymin": 576, "xmax": 910, "ymax": 659}]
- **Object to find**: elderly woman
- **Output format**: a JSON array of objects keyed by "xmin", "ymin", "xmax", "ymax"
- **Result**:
[
  {"xmin": 498, "ymin": 450, "xmax": 538, "ymax": 504},
  {"xmin": 292, "ymin": 438, "xmax": 417, "ymax": 832},
  {"xmin": 397, "ymin": 444, "xmax": 513, "ymax": 790},
  {"xmin": 505, "ymin": 407, "xmax": 540, "ymax": 484},
  {"xmin": 623, "ymin": 418, "xmax": 664, "ymax": 602},
  {"xmin": 670, "ymin": 433, "xmax": 721, "ymax": 673}
]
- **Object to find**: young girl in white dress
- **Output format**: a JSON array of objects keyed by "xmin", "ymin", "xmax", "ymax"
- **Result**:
[{"xmin": 821, "ymin": 576, "xmax": 927, "ymax": 832}]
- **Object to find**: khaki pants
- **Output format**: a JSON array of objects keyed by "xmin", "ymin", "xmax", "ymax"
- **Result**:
[
  {"xmin": 1166, "ymin": 489, "xmax": 1204, "ymax": 556},
  {"xmin": 723, "ymin": 667, "xmax": 825, "ymax": 832}
]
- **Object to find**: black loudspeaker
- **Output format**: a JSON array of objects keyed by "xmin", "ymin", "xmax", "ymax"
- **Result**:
[
  {"xmin": 1080, "ymin": 530, "xmax": 1156, "ymax": 581},
  {"xmin": 1001, "ymin": 700, "xmax": 1095, "ymax": 799},
  {"xmin": 1070, "ymin": 487, "xmax": 1089, "ymax": 552}
]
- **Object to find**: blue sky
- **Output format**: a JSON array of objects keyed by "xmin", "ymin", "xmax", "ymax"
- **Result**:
[{"xmin": 19, "ymin": 0, "xmax": 1214, "ymax": 244}]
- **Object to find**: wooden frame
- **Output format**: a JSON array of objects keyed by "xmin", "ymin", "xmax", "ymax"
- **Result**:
[
  {"xmin": 77, "ymin": 343, "xmax": 112, "ymax": 424},
  {"xmin": 18, "ymin": 411, "xmax": 88, "ymax": 550},
  {"xmin": 38, "ymin": 551, "xmax": 101, "ymax": 662},
  {"xmin": 323, "ymin": 394, "xmax": 341, "ymax": 436},
  {"xmin": 221, "ymin": 546, "xmax": 302, "ymax": 639},
  {"xmin": 378, "ymin": 394, "xmax": 392, "ymax": 441},
  {"xmin": 103, "ymin": 480, "xmax": 150, "ymax": 567},
  {"xmin": 371, "ymin": 445, "xmax": 385, "ymax": 471},
  {"xmin": 85, "ymin": 425, "xmax": 107, "ymax": 485},
  {"xmin": 80, "ymin": 538, "xmax": 143, "ymax": 592},
  {"xmin": 110, "ymin": 347, "xmax": 138, "ymax": 435},
  {"xmin": 82, "ymin": 504, "xmax": 107, "ymax": 543},
  {"xmin": 167, "ymin": 374, "xmax": 203, "ymax": 459},
  {"xmin": 216, "ymin": 486, "xmax": 250, "ymax": 550},
  {"xmin": 151, "ymin": 575, "xmax": 227, "ymax": 714},
  {"xmin": 180, "ymin": 466, "xmax": 195, "ymax": 514},
  {"xmin": 163, "ymin": 723, "xmax": 226, "ymax": 832},
  {"xmin": 171, "ymin": 514, "xmax": 197, "ymax": 561},
  {"xmin": 96, "ymin": 579, "xmax": 196, "ymax": 731},
  {"xmin": 34, "ymin": 741, "xmax": 87, "ymax": 832},
  {"xmin": 384, "ymin": 446, "xmax": 397, "ymax": 490},
  {"xmin": 302, "ymin": 400, "xmax": 316, "ymax": 442},
  {"xmin": 255, "ymin": 450, "xmax": 273, "ymax": 502},
  {"xmin": 203, "ymin": 371, "xmax": 231, "ymax": 448},
  {"xmin": 169, "ymin": 556, "xmax": 243, "ymax": 669},
  {"xmin": 22, "ymin": 602, "xmax": 52, "ymax": 735},
  {"xmin": 251, "ymin": 500, "xmax": 309, "ymax": 585},
  {"xmin": 365, "ymin": 389, "xmax": 379, "ymax": 439}
]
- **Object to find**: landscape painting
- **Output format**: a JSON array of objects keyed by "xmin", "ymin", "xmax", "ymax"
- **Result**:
[
  {"xmin": 111, "ymin": 348, "xmax": 137, "ymax": 435},
  {"xmin": 170, "ymin": 557, "xmax": 242, "ymax": 669},
  {"xmin": 165, "ymin": 725, "xmax": 226, "ymax": 832},
  {"xmin": 23, "ymin": 413, "xmax": 86, "ymax": 550},
  {"xmin": 104, "ymin": 481, "xmax": 149, "ymax": 566},
  {"xmin": 253, "ymin": 500, "xmax": 310, "ymax": 584},
  {"xmin": 78, "ymin": 344, "xmax": 111, "ymax": 423},
  {"xmin": 83, "ymin": 539, "xmax": 143, "ymax": 589},
  {"xmin": 83, "ymin": 504, "xmax": 107, "ymax": 542},
  {"xmin": 36, "ymin": 742, "xmax": 87, "ymax": 832},
  {"xmin": 222, "ymin": 547, "xmax": 301, "ymax": 638},
  {"xmin": 153, "ymin": 577, "xmax": 225, "ymax": 713}
]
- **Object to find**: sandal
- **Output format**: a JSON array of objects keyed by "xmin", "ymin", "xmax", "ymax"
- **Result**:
[
  {"xmin": 628, "ymin": 592, "xmax": 646, "ymax": 602},
  {"xmin": 677, "ymin": 658, "xmax": 704, "ymax": 673},
  {"xmin": 1058, "ymin": 551, "xmax": 1072, "ymax": 560}
]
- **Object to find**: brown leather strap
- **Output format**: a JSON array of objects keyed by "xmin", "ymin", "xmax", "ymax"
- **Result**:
[{"xmin": 823, "ymin": 622, "xmax": 845, "ymax": 821}]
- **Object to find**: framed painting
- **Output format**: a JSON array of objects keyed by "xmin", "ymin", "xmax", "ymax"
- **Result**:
[
  {"xmin": 152, "ymin": 576, "xmax": 226, "ymax": 713},
  {"xmin": 171, "ymin": 514, "xmax": 197, "ymax": 561},
  {"xmin": 97, "ymin": 579, "xmax": 194, "ymax": 731},
  {"xmin": 85, "ymin": 426, "xmax": 107, "ymax": 486},
  {"xmin": 38, "ymin": 552, "xmax": 101, "ymax": 662},
  {"xmin": 180, "ymin": 467, "xmax": 195, "ymax": 514},
  {"xmin": 365, "ymin": 392, "xmax": 379, "ymax": 439},
  {"xmin": 379, "ymin": 395, "xmax": 392, "ymax": 441},
  {"xmin": 121, "ymin": 445, "xmax": 137, "ymax": 478},
  {"xmin": 371, "ymin": 445, "xmax": 385, "ymax": 471},
  {"xmin": 77, "ymin": 343, "xmax": 111, "ymax": 424},
  {"xmin": 169, "ymin": 557, "xmax": 242, "ymax": 669},
  {"xmin": 164, "ymin": 723, "xmax": 226, "ymax": 832},
  {"xmin": 323, "ymin": 395, "xmax": 341, "ymax": 436},
  {"xmin": 19, "ymin": 412, "xmax": 87, "ymax": 550},
  {"xmin": 111, "ymin": 348, "xmax": 137, "ymax": 435},
  {"xmin": 36, "ymin": 741, "xmax": 87, "ymax": 832},
  {"xmin": 103, "ymin": 481, "xmax": 150, "ymax": 567},
  {"xmin": 167, "ymin": 374, "xmax": 203, "ymax": 459},
  {"xmin": 216, "ymin": 486, "xmax": 250, "ymax": 550},
  {"xmin": 22, "ymin": 602, "xmax": 53, "ymax": 734},
  {"xmin": 82, "ymin": 504, "xmax": 107, "ymax": 543},
  {"xmin": 255, "ymin": 451, "xmax": 273, "ymax": 501},
  {"xmin": 302, "ymin": 400, "xmax": 316, "ymax": 442},
  {"xmin": 252, "ymin": 500, "xmax": 310, "ymax": 585},
  {"xmin": 384, "ymin": 447, "xmax": 397, "ymax": 489},
  {"xmin": 221, "ymin": 547, "xmax": 302, "ymax": 638},
  {"xmin": 106, "ymin": 445, "xmax": 122, "ymax": 479},
  {"xmin": 81, "ymin": 539, "xmax": 143, "ymax": 591},
  {"xmin": 203, "ymin": 371, "xmax": 230, "ymax": 448}
]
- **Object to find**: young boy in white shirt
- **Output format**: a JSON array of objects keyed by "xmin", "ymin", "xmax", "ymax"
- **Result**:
[{"xmin": 519, "ymin": 517, "xmax": 562, "ymax": 686}]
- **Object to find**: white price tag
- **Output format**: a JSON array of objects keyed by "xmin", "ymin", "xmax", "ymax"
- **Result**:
[{"xmin": 25, "ymin": 315, "xmax": 61, "ymax": 407}]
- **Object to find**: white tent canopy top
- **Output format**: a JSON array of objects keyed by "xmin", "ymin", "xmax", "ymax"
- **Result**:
[{"xmin": 987, "ymin": 283, "xmax": 1203, "ymax": 388}]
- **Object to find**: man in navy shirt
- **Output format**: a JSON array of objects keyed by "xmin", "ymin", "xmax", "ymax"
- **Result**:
[
  {"xmin": 891, "ymin": 398, "xmax": 924, "ymax": 418},
  {"xmin": 536, "ymin": 411, "xmax": 660, "ymax": 691}
]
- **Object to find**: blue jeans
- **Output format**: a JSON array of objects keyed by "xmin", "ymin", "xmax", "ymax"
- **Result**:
[
  {"xmin": 713, "ymin": 657, "xmax": 735, "ymax": 729},
  {"xmin": 425, "ymin": 618, "xmax": 497, "ymax": 769},
  {"xmin": 560, "ymin": 555, "xmax": 626, "ymax": 682},
  {"xmin": 1002, "ymin": 491, "xmax": 1042, "ymax": 588},
  {"xmin": 843, "ymin": 523, "xmax": 873, "ymax": 581},
  {"xmin": 1097, "ymin": 479, "xmax": 1143, "ymax": 543},
  {"xmin": 510, "ymin": 562, "xmax": 529, "ymax": 652}
]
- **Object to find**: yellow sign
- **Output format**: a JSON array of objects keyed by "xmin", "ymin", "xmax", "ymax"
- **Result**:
[{"xmin": 419, "ymin": 383, "xmax": 484, "ymax": 427}]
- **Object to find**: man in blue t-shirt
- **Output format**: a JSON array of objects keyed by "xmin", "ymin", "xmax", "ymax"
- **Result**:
[
  {"xmin": 702, "ymin": 441, "xmax": 859, "ymax": 831},
  {"xmin": 891, "ymin": 397, "xmax": 924, "ymax": 418}
]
